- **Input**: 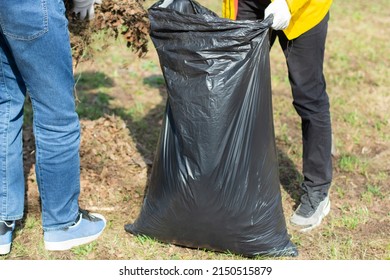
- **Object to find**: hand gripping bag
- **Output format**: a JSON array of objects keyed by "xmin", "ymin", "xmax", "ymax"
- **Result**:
[{"xmin": 125, "ymin": 0, "xmax": 297, "ymax": 257}]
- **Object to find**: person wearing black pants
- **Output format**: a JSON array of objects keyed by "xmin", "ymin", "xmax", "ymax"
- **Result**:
[{"xmin": 237, "ymin": 0, "xmax": 333, "ymax": 232}]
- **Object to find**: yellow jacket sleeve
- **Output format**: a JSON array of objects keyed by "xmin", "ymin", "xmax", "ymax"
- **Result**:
[{"xmin": 281, "ymin": 0, "xmax": 333, "ymax": 39}]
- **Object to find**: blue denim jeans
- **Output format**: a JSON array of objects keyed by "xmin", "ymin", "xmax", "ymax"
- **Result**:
[{"xmin": 0, "ymin": 0, "xmax": 80, "ymax": 231}]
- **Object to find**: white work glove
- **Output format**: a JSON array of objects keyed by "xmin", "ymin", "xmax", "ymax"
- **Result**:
[
  {"xmin": 264, "ymin": 0, "xmax": 291, "ymax": 30},
  {"xmin": 72, "ymin": 0, "xmax": 102, "ymax": 20}
]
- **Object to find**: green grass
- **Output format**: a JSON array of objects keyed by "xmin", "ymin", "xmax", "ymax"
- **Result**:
[
  {"xmin": 135, "ymin": 234, "xmax": 158, "ymax": 246},
  {"xmin": 338, "ymin": 154, "xmax": 360, "ymax": 172},
  {"xmin": 335, "ymin": 186, "xmax": 346, "ymax": 199},
  {"xmin": 365, "ymin": 184, "xmax": 385, "ymax": 199},
  {"xmin": 72, "ymin": 242, "xmax": 97, "ymax": 258}
]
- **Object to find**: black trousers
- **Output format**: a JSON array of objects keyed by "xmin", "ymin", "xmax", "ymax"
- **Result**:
[{"xmin": 237, "ymin": 0, "xmax": 333, "ymax": 192}]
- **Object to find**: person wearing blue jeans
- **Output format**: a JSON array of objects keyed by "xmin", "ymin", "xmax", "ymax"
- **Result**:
[{"xmin": 0, "ymin": 0, "xmax": 105, "ymax": 255}]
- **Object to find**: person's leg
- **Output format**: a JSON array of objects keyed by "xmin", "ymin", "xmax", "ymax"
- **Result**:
[
  {"xmin": 0, "ymin": 0, "xmax": 105, "ymax": 250},
  {"xmin": 0, "ymin": 32, "xmax": 26, "ymax": 223},
  {"xmin": 0, "ymin": 31, "xmax": 26, "ymax": 255},
  {"xmin": 1, "ymin": 0, "xmax": 80, "ymax": 230},
  {"xmin": 236, "ymin": 0, "xmax": 269, "ymax": 20},
  {"xmin": 277, "ymin": 14, "xmax": 332, "ymax": 231}
]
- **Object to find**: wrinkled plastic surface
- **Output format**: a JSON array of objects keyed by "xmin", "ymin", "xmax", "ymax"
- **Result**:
[{"xmin": 125, "ymin": 0, "xmax": 297, "ymax": 257}]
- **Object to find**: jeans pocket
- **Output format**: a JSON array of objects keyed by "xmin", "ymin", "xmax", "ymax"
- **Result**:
[{"xmin": 0, "ymin": 0, "xmax": 48, "ymax": 41}]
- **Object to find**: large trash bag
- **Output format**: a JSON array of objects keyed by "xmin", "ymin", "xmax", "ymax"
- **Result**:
[{"xmin": 125, "ymin": 0, "xmax": 297, "ymax": 257}]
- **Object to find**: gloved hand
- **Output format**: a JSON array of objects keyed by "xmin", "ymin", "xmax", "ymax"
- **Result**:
[
  {"xmin": 73, "ymin": 0, "xmax": 102, "ymax": 20},
  {"xmin": 264, "ymin": 0, "xmax": 291, "ymax": 30}
]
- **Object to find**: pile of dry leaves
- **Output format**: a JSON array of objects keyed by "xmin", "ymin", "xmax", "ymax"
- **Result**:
[
  {"xmin": 65, "ymin": 0, "xmax": 150, "ymax": 64},
  {"xmin": 79, "ymin": 115, "xmax": 148, "ymax": 209}
]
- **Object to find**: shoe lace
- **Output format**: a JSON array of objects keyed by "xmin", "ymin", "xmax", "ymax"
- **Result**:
[
  {"xmin": 79, "ymin": 208, "xmax": 100, "ymax": 222},
  {"xmin": 65, "ymin": 209, "xmax": 101, "ymax": 230}
]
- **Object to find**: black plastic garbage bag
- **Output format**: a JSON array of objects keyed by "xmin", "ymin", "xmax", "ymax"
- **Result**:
[{"xmin": 125, "ymin": 0, "xmax": 297, "ymax": 257}]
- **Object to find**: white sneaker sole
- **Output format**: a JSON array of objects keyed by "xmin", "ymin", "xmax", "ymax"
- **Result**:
[
  {"xmin": 44, "ymin": 214, "xmax": 106, "ymax": 251},
  {"xmin": 0, "ymin": 243, "xmax": 11, "ymax": 255},
  {"xmin": 299, "ymin": 200, "xmax": 331, "ymax": 233}
]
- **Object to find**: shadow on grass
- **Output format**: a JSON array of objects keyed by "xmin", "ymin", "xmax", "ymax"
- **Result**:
[{"xmin": 276, "ymin": 144, "xmax": 303, "ymax": 209}]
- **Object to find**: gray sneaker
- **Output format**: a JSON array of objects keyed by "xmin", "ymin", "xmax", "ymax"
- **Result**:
[
  {"xmin": 290, "ymin": 186, "xmax": 331, "ymax": 232},
  {"xmin": 0, "ymin": 220, "xmax": 15, "ymax": 255}
]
